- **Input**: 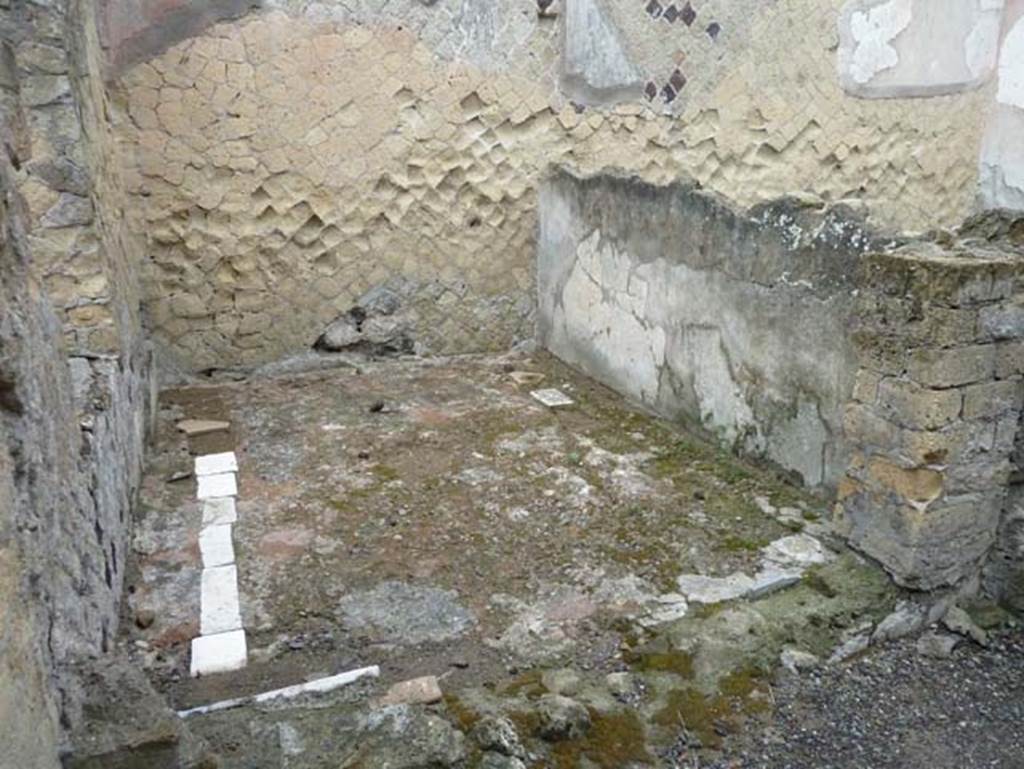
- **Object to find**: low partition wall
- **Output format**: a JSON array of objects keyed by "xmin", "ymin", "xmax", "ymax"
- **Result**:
[{"xmin": 538, "ymin": 170, "xmax": 1024, "ymax": 595}]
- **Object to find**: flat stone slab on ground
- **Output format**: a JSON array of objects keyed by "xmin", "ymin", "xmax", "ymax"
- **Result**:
[
  {"xmin": 530, "ymin": 388, "xmax": 575, "ymax": 407},
  {"xmin": 200, "ymin": 564, "xmax": 242, "ymax": 635},
  {"xmin": 195, "ymin": 451, "xmax": 238, "ymax": 476},
  {"xmin": 199, "ymin": 524, "xmax": 235, "ymax": 568},
  {"xmin": 177, "ymin": 419, "xmax": 231, "ymax": 436},
  {"xmin": 190, "ymin": 629, "xmax": 248, "ymax": 677},
  {"xmin": 676, "ymin": 572, "xmax": 755, "ymax": 604},
  {"xmin": 197, "ymin": 471, "xmax": 238, "ymax": 500},
  {"xmin": 202, "ymin": 497, "xmax": 237, "ymax": 526}
]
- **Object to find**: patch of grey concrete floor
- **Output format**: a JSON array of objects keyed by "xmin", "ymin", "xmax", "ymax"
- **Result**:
[{"xmin": 338, "ymin": 582, "xmax": 476, "ymax": 645}]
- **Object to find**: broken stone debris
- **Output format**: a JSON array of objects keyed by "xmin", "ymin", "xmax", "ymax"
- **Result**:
[
  {"xmin": 780, "ymin": 647, "xmax": 820, "ymax": 673},
  {"xmin": 530, "ymin": 388, "xmax": 575, "ymax": 407},
  {"xmin": 942, "ymin": 605, "xmax": 989, "ymax": 646},
  {"xmin": 508, "ymin": 370, "xmax": 545, "ymax": 387},
  {"xmin": 377, "ymin": 675, "xmax": 443, "ymax": 706},
  {"xmin": 176, "ymin": 419, "xmax": 231, "ymax": 436},
  {"xmin": 917, "ymin": 632, "xmax": 960, "ymax": 659},
  {"xmin": 472, "ymin": 715, "xmax": 525, "ymax": 758},
  {"xmin": 871, "ymin": 602, "xmax": 927, "ymax": 643},
  {"xmin": 535, "ymin": 694, "xmax": 591, "ymax": 741}
]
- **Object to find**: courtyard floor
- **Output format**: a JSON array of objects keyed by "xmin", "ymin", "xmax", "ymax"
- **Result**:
[{"xmin": 120, "ymin": 351, "xmax": 1013, "ymax": 768}]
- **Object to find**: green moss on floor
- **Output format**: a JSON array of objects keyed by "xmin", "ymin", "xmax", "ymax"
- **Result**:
[{"xmin": 550, "ymin": 709, "xmax": 654, "ymax": 768}]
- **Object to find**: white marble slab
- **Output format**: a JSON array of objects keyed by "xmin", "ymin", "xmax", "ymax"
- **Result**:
[
  {"xmin": 531, "ymin": 388, "xmax": 575, "ymax": 408},
  {"xmin": 202, "ymin": 497, "xmax": 237, "ymax": 526},
  {"xmin": 179, "ymin": 665, "xmax": 380, "ymax": 715},
  {"xmin": 197, "ymin": 471, "xmax": 237, "ymax": 500},
  {"xmin": 190, "ymin": 629, "xmax": 247, "ymax": 678},
  {"xmin": 199, "ymin": 524, "xmax": 235, "ymax": 568},
  {"xmin": 195, "ymin": 451, "xmax": 238, "ymax": 477},
  {"xmin": 200, "ymin": 564, "xmax": 242, "ymax": 635}
]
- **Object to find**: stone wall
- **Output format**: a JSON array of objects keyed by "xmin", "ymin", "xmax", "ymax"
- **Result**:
[
  {"xmin": 108, "ymin": 0, "xmax": 989, "ymax": 370},
  {"xmin": 0, "ymin": 0, "xmax": 152, "ymax": 761},
  {"xmin": 537, "ymin": 170, "xmax": 889, "ymax": 490},
  {"xmin": 839, "ymin": 229, "xmax": 1024, "ymax": 591},
  {"xmin": 537, "ymin": 170, "xmax": 1024, "ymax": 596}
]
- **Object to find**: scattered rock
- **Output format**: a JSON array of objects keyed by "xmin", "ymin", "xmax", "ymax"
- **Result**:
[
  {"xmin": 134, "ymin": 608, "xmax": 156, "ymax": 630},
  {"xmin": 472, "ymin": 716, "xmax": 525, "ymax": 758},
  {"xmin": 827, "ymin": 633, "xmax": 870, "ymax": 665},
  {"xmin": 508, "ymin": 371, "xmax": 545, "ymax": 387},
  {"xmin": 746, "ymin": 567, "xmax": 804, "ymax": 600},
  {"xmin": 356, "ymin": 706, "xmax": 467, "ymax": 769},
  {"xmin": 676, "ymin": 572, "xmax": 754, "ymax": 604},
  {"xmin": 377, "ymin": 676, "xmax": 443, "ymax": 707},
  {"xmin": 761, "ymin": 534, "xmax": 830, "ymax": 570},
  {"xmin": 176, "ymin": 419, "xmax": 230, "ymax": 436},
  {"xmin": 540, "ymin": 668, "xmax": 582, "ymax": 696},
  {"xmin": 942, "ymin": 605, "xmax": 989, "ymax": 646},
  {"xmin": 165, "ymin": 470, "xmax": 192, "ymax": 483},
  {"xmin": 530, "ymin": 388, "xmax": 575, "ymax": 408},
  {"xmin": 605, "ymin": 671, "xmax": 636, "ymax": 698},
  {"xmin": 315, "ymin": 287, "xmax": 414, "ymax": 357},
  {"xmin": 780, "ymin": 648, "xmax": 820, "ymax": 674},
  {"xmin": 872, "ymin": 602, "xmax": 927, "ymax": 643},
  {"xmin": 917, "ymin": 632, "xmax": 960, "ymax": 659},
  {"xmin": 369, "ymin": 400, "xmax": 386, "ymax": 413},
  {"xmin": 481, "ymin": 753, "xmax": 526, "ymax": 769},
  {"xmin": 535, "ymin": 694, "xmax": 591, "ymax": 741}
]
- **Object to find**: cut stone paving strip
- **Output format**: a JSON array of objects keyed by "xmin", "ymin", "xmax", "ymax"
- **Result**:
[
  {"xmin": 200, "ymin": 564, "xmax": 243, "ymax": 636},
  {"xmin": 190, "ymin": 629, "xmax": 248, "ymax": 678},
  {"xmin": 202, "ymin": 497, "xmax": 237, "ymax": 526},
  {"xmin": 196, "ymin": 471, "xmax": 238, "ymax": 500},
  {"xmin": 199, "ymin": 524, "xmax": 235, "ymax": 569},
  {"xmin": 195, "ymin": 451, "xmax": 238, "ymax": 477}
]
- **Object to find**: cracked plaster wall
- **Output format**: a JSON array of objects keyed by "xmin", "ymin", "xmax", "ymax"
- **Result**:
[
  {"xmin": 108, "ymin": 0, "xmax": 989, "ymax": 369},
  {"xmin": 538, "ymin": 171, "xmax": 887, "ymax": 490}
]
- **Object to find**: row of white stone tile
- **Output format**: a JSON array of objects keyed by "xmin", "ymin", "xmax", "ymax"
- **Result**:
[{"xmin": 190, "ymin": 451, "xmax": 248, "ymax": 678}]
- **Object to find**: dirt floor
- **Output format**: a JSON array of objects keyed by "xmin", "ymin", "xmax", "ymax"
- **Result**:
[{"xmin": 121, "ymin": 351, "xmax": 1008, "ymax": 768}]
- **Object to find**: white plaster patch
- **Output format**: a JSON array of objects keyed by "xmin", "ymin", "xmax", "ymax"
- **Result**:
[
  {"xmin": 199, "ymin": 524, "xmax": 236, "ymax": 568},
  {"xmin": 847, "ymin": 0, "xmax": 913, "ymax": 84},
  {"xmin": 195, "ymin": 451, "xmax": 238, "ymax": 477},
  {"xmin": 964, "ymin": 9, "xmax": 1003, "ymax": 80},
  {"xmin": 559, "ymin": 232, "xmax": 665, "ymax": 404},
  {"xmin": 190, "ymin": 629, "xmax": 248, "ymax": 677},
  {"xmin": 202, "ymin": 497, "xmax": 238, "ymax": 526},
  {"xmin": 197, "ymin": 471, "xmax": 238, "ymax": 500},
  {"xmin": 200, "ymin": 564, "xmax": 243, "ymax": 635},
  {"xmin": 998, "ymin": 20, "xmax": 1024, "ymax": 108},
  {"xmin": 562, "ymin": 0, "xmax": 643, "ymax": 99}
]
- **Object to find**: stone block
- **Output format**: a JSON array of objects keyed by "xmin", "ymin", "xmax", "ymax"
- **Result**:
[
  {"xmin": 961, "ymin": 380, "xmax": 1024, "ymax": 420},
  {"xmin": 906, "ymin": 344, "xmax": 994, "ymax": 388},
  {"xmin": 876, "ymin": 378, "xmax": 962, "ymax": 430},
  {"xmin": 202, "ymin": 497, "xmax": 237, "ymax": 526},
  {"xmin": 995, "ymin": 341, "xmax": 1024, "ymax": 379},
  {"xmin": 195, "ymin": 451, "xmax": 238, "ymax": 477},
  {"xmin": 196, "ymin": 471, "xmax": 237, "ymax": 500},
  {"xmin": 190, "ymin": 629, "xmax": 247, "ymax": 677},
  {"xmin": 198, "ymin": 524, "xmax": 235, "ymax": 568},
  {"xmin": 200, "ymin": 564, "xmax": 242, "ymax": 635},
  {"xmin": 865, "ymin": 457, "xmax": 944, "ymax": 506}
]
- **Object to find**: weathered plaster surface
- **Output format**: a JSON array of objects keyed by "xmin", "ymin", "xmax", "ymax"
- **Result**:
[
  {"xmin": 981, "ymin": 11, "xmax": 1024, "ymax": 210},
  {"xmin": 112, "ymin": 0, "xmax": 988, "ymax": 369},
  {"xmin": 838, "ymin": 0, "xmax": 1005, "ymax": 97},
  {"xmin": 538, "ymin": 171, "xmax": 884, "ymax": 489}
]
